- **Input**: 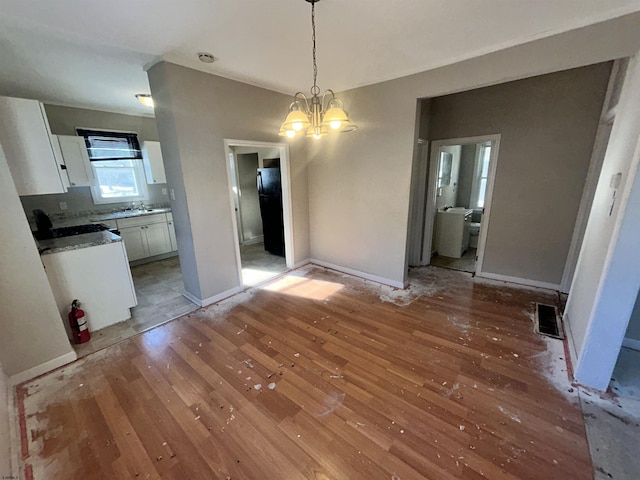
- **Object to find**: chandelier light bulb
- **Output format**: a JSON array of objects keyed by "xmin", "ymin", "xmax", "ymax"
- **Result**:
[{"xmin": 277, "ymin": 0, "xmax": 356, "ymax": 140}]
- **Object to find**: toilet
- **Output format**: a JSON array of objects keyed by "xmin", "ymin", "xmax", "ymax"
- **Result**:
[{"xmin": 469, "ymin": 222, "xmax": 481, "ymax": 248}]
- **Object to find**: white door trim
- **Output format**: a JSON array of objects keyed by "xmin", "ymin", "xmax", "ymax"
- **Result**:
[
  {"xmin": 223, "ymin": 139, "xmax": 294, "ymax": 287},
  {"xmin": 423, "ymin": 134, "xmax": 501, "ymax": 276}
]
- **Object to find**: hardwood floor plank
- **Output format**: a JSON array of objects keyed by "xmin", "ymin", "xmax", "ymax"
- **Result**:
[{"xmin": 17, "ymin": 266, "xmax": 593, "ymax": 479}]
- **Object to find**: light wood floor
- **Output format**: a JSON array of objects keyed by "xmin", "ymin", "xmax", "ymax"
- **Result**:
[{"xmin": 17, "ymin": 266, "xmax": 592, "ymax": 479}]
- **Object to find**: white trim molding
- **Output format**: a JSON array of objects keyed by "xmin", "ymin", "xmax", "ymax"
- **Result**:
[
  {"xmin": 182, "ymin": 285, "xmax": 244, "ymax": 308},
  {"xmin": 9, "ymin": 350, "xmax": 77, "ymax": 386},
  {"xmin": 477, "ymin": 272, "xmax": 560, "ymax": 291},
  {"xmin": 310, "ymin": 259, "xmax": 406, "ymax": 289},
  {"xmin": 293, "ymin": 259, "xmax": 311, "ymax": 270}
]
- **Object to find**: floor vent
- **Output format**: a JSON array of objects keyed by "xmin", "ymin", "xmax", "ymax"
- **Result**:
[{"xmin": 534, "ymin": 303, "xmax": 564, "ymax": 339}]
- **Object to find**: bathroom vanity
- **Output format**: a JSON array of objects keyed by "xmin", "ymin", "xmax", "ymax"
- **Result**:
[{"xmin": 434, "ymin": 208, "xmax": 472, "ymax": 258}]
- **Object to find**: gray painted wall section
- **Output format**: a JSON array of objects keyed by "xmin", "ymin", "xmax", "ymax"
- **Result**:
[
  {"xmin": 308, "ymin": 12, "xmax": 640, "ymax": 286},
  {"xmin": 148, "ymin": 62, "xmax": 309, "ymax": 302},
  {"xmin": 0, "ymin": 145, "xmax": 75, "ymax": 377},
  {"xmin": 566, "ymin": 53, "xmax": 640, "ymax": 389},
  {"xmin": 427, "ymin": 64, "xmax": 610, "ymax": 284},
  {"xmin": 236, "ymin": 153, "xmax": 263, "ymax": 241},
  {"xmin": 625, "ymin": 292, "xmax": 640, "ymax": 342},
  {"xmin": 457, "ymin": 145, "xmax": 476, "ymax": 208}
]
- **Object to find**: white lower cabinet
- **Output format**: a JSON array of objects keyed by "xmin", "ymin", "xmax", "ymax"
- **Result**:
[
  {"xmin": 167, "ymin": 212, "xmax": 178, "ymax": 251},
  {"xmin": 118, "ymin": 226, "xmax": 149, "ymax": 261},
  {"xmin": 145, "ymin": 222, "xmax": 172, "ymax": 256},
  {"xmin": 117, "ymin": 213, "xmax": 174, "ymax": 262},
  {"xmin": 42, "ymin": 241, "xmax": 137, "ymax": 333}
]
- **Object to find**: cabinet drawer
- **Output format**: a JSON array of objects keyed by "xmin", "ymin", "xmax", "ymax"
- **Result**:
[{"xmin": 117, "ymin": 213, "xmax": 167, "ymax": 229}]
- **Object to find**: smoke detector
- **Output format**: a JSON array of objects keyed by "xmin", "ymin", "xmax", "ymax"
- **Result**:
[{"xmin": 197, "ymin": 52, "xmax": 215, "ymax": 64}]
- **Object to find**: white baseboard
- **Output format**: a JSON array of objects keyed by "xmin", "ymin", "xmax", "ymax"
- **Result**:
[
  {"xmin": 183, "ymin": 285, "xmax": 244, "ymax": 308},
  {"xmin": 622, "ymin": 337, "xmax": 640, "ymax": 351},
  {"xmin": 476, "ymin": 272, "xmax": 560, "ymax": 291},
  {"xmin": 292, "ymin": 258, "xmax": 311, "ymax": 269},
  {"xmin": 9, "ymin": 350, "xmax": 77, "ymax": 386},
  {"xmin": 241, "ymin": 235, "xmax": 264, "ymax": 246},
  {"xmin": 562, "ymin": 311, "xmax": 579, "ymax": 375},
  {"xmin": 309, "ymin": 259, "xmax": 406, "ymax": 289}
]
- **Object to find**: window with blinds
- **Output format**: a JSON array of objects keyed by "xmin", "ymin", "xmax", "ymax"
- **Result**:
[{"xmin": 77, "ymin": 129, "xmax": 148, "ymax": 204}]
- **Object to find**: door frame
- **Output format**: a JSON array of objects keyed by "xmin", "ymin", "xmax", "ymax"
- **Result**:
[
  {"xmin": 422, "ymin": 134, "xmax": 501, "ymax": 276},
  {"xmin": 223, "ymin": 139, "xmax": 294, "ymax": 287}
]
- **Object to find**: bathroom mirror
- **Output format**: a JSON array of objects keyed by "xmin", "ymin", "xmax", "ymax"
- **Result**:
[{"xmin": 438, "ymin": 152, "xmax": 453, "ymax": 188}]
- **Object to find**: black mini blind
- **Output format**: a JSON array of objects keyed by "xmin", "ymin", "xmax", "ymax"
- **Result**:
[{"xmin": 77, "ymin": 129, "xmax": 142, "ymax": 161}]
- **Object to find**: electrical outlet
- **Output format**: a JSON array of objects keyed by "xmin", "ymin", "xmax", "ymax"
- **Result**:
[
  {"xmin": 59, "ymin": 201, "xmax": 68, "ymax": 211},
  {"xmin": 170, "ymin": 188, "xmax": 176, "ymax": 201},
  {"xmin": 162, "ymin": 188, "xmax": 168, "ymax": 195}
]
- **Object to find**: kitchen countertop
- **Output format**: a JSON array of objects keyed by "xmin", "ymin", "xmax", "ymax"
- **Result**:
[
  {"xmin": 88, "ymin": 207, "xmax": 172, "ymax": 222},
  {"xmin": 36, "ymin": 208, "xmax": 173, "ymax": 229},
  {"xmin": 38, "ymin": 231, "xmax": 123, "ymax": 255}
]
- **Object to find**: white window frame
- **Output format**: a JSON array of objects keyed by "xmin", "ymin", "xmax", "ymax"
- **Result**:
[
  {"xmin": 89, "ymin": 159, "xmax": 149, "ymax": 205},
  {"xmin": 470, "ymin": 143, "xmax": 491, "ymax": 209},
  {"xmin": 76, "ymin": 128, "xmax": 149, "ymax": 205}
]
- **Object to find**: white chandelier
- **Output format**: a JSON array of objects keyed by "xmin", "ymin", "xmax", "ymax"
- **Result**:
[{"xmin": 279, "ymin": 0, "xmax": 356, "ymax": 139}]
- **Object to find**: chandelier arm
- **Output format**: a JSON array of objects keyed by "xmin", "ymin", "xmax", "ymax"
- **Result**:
[
  {"xmin": 293, "ymin": 92, "xmax": 311, "ymax": 114},
  {"xmin": 321, "ymin": 89, "xmax": 337, "ymax": 110}
]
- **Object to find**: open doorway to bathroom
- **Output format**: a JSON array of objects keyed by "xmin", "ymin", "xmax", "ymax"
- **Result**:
[
  {"xmin": 409, "ymin": 135, "xmax": 500, "ymax": 275},
  {"xmin": 225, "ymin": 140, "xmax": 293, "ymax": 287}
]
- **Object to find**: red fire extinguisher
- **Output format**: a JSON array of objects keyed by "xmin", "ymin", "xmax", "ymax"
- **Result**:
[{"xmin": 69, "ymin": 299, "xmax": 91, "ymax": 344}]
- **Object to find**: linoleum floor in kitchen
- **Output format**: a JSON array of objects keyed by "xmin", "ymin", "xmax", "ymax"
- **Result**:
[{"xmin": 74, "ymin": 256, "xmax": 197, "ymax": 358}]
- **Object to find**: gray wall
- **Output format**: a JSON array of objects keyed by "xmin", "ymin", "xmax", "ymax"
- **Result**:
[
  {"xmin": 148, "ymin": 62, "xmax": 309, "ymax": 302},
  {"xmin": 236, "ymin": 153, "xmax": 263, "ymax": 241},
  {"xmin": 625, "ymin": 291, "xmax": 640, "ymax": 342},
  {"xmin": 18, "ymin": 105, "xmax": 169, "ymax": 218},
  {"xmin": 308, "ymin": 12, "xmax": 640, "ymax": 286},
  {"xmin": 0, "ymin": 144, "xmax": 75, "ymax": 377},
  {"xmin": 427, "ymin": 64, "xmax": 610, "ymax": 284},
  {"xmin": 457, "ymin": 144, "xmax": 476, "ymax": 208}
]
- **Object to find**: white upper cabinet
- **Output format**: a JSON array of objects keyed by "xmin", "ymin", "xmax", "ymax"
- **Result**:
[
  {"xmin": 0, "ymin": 96, "xmax": 69, "ymax": 195},
  {"xmin": 141, "ymin": 141, "xmax": 167, "ymax": 184},
  {"xmin": 56, "ymin": 135, "xmax": 94, "ymax": 187}
]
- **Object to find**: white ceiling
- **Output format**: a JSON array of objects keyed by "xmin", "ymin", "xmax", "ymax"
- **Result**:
[{"xmin": 1, "ymin": 0, "xmax": 639, "ymax": 117}]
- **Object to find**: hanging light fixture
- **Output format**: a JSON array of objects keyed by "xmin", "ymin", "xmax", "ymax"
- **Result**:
[
  {"xmin": 135, "ymin": 94, "xmax": 154, "ymax": 108},
  {"xmin": 279, "ymin": 0, "xmax": 356, "ymax": 139}
]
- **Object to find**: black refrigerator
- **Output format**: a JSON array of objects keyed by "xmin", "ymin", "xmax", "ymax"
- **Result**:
[{"xmin": 257, "ymin": 167, "xmax": 285, "ymax": 257}]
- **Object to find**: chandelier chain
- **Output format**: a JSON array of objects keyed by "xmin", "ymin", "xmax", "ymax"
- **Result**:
[{"xmin": 311, "ymin": 1, "xmax": 318, "ymax": 95}]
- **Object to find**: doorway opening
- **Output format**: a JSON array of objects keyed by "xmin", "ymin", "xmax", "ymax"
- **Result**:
[
  {"xmin": 410, "ymin": 135, "xmax": 500, "ymax": 276},
  {"xmin": 225, "ymin": 140, "xmax": 293, "ymax": 287}
]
